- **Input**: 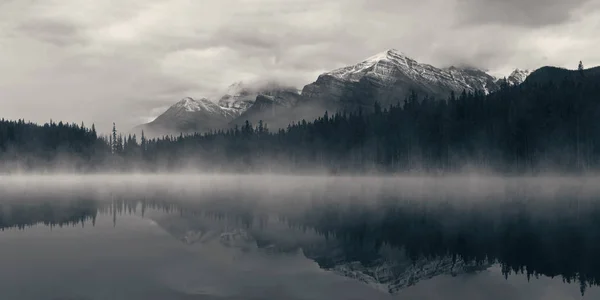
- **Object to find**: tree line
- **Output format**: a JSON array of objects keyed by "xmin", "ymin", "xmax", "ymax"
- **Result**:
[{"xmin": 1, "ymin": 72, "xmax": 600, "ymax": 173}]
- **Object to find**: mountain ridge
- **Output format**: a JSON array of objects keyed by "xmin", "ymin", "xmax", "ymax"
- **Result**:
[
  {"xmin": 300, "ymin": 49, "xmax": 518, "ymax": 112},
  {"xmin": 134, "ymin": 49, "xmax": 535, "ymax": 137}
]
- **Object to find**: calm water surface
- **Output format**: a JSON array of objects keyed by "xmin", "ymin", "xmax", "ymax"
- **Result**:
[{"xmin": 1, "ymin": 175, "xmax": 599, "ymax": 300}]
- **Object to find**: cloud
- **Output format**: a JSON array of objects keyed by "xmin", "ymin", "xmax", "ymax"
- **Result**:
[
  {"xmin": 456, "ymin": 0, "xmax": 592, "ymax": 27},
  {"xmin": 0, "ymin": 0, "xmax": 599, "ymax": 132},
  {"xmin": 16, "ymin": 19, "xmax": 85, "ymax": 47}
]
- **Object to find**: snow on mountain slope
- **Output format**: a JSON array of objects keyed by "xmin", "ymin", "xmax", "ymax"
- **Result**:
[
  {"xmin": 325, "ymin": 49, "xmax": 497, "ymax": 94},
  {"xmin": 506, "ymin": 68, "xmax": 531, "ymax": 85},
  {"xmin": 171, "ymin": 97, "xmax": 238, "ymax": 116},
  {"xmin": 218, "ymin": 82, "xmax": 257, "ymax": 110},
  {"xmin": 301, "ymin": 49, "xmax": 507, "ymax": 111},
  {"xmin": 218, "ymin": 81, "xmax": 301, "ymax": 111},
  {"xmin": 153, "ymin": 97, "xmax": 239, "ymax": 123},
  {"xmin": 321, "ymin": 49, "xmax": 529, "ymax": 96},
  {"xmin": 444, "ymin": 66, "xmax": 499, "ymax": 95},
  {"xmin": 134, "ymin": 82, "xmax": 302, "ymax": 137},
  {"xmin": 133, "ymin": 97, "xmax": 239, "ymax": 137},
  {"xmin": 230, "ymin": 89, "xmax": 302, "ymax": 128}
]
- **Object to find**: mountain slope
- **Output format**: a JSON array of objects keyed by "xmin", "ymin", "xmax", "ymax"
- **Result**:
[
  {"xmin": 134, "ymin": 97, "xmax": 238, "ymax": 137},
  {"xmin": 230, "ymin": 88, "xmax": 302, "ymax": 128},
  {"xmin": 444, "ymin": 66, "xmax": 499, "ymax": 94},
  {"xmin": 506, "ymin": 68, "xmax": 531, "ymax": 85},
  {"xmin": 300, "ymin": 49, "xmax": 506, "ymax": 111},
  {"xmin": 217, "ymin": 82, "xmax": 258, "ymax": 111},
  {"xmin": 136, "ymin": 82, "xmax": 305, "ymax": 136}
]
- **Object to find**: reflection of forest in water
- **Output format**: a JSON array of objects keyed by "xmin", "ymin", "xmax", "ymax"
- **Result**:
[{"xmin": 1, "ymin": 177, "xmax": 599, "ymax": 295}]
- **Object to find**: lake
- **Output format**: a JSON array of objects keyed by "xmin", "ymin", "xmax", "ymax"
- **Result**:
[{"xmin": 0, "ymin": 174, "xmax": 599, "ymax": 300}]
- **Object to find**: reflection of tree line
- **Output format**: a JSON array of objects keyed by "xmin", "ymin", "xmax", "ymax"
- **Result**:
[
  {"xmin": 283, "ymin": 197, "xmax": 600, "ymax": 295},
  {"xmin": 0, "ymin": 195, "xmax": 263, "ymax": 231},
  {"xmin": 0, "ymin": 199, "xmax": 98, "ymax": 230},
  {"xmin": 1, "ymin": 194, "xmax": 599, "ymax": 295}
]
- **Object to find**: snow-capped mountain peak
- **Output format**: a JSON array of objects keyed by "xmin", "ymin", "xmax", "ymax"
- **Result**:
[
  {"xmin": 325, "ymin": 49, "xmax": 416, "ymax": 82},
  {"xmin": 160, "ymin": 96, "xmax": 240, "ymax": 122},
  {"xmin": 304, "ymin": 48, "xmax": 502, "ymax": 109},
  {"xmin": 173, "ymin": 97, "xmax": 222, "ymax": 114},
  {"xmin": 365, "ymin": 49, "xmax": 411, "ymax": 63},
  {"xmin": 507, "ymin": 68, "xmax": 531, "ymax": 85}
]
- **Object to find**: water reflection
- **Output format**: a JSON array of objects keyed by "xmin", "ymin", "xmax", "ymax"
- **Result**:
[{"xmin": 1, "ymin": 175, "xmax": 599, "ymax": 299}]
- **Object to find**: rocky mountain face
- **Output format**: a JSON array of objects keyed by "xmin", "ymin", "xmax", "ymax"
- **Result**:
[
  {"xmin": 134, "ymin": 97, "xmax": 239, "ymax": 137},
  {"xmin": 217, "ymin": 82, "xmax": 259, "ymax": 111},
  {"xmin": 230, "ymin": 88, "xmax": 302, "ymax": 128},
  {"xmin": 300, "ymin": 49, "xmax": 519, "ymax": 112},
  {"xmin": 134, "ymin": 83, "xmax": 300, "ymax": 137},
  {"xmin": 135, "ymin": 49, "xmax": 532, "ymax": 137},
  {"xmin": 505, "ymin": 68, "xmax": 532, "ymax": 86}
]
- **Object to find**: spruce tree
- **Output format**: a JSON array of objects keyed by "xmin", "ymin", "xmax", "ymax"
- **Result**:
[{"xmin": 111, "ymin": 123, "xmax": 118, "ymax": 154}]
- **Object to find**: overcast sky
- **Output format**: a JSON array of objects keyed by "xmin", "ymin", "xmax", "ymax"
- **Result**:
[{"xmin": 1, "ymin": 0, "xmax": 599, "ymax": 132}]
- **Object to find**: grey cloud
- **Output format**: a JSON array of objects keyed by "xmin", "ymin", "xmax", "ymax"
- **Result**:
[
  {"xmin": 16, "ymin": 19, "xmax": 85, "ymax": 47},
  {"xmin": 422, "ymin": 27, "xmax": 524, "ymax": 70},
  {"xmin": 456, "ymin": 0, "xmax": 592, "ymax": 27}
]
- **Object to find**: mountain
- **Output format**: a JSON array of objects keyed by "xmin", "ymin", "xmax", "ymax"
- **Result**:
[
  {"xmin": 134, "ymin": 82, "xmax": 299, "ymax": 137},
  {"xmin": 134, "ymin": 49, "xmax": 533, "ymax": 136},
  {"xmin": 217, "ymin": 82, "xmax": 258, "ymax": 111},
  {"xmin": 505, "ymin": 68, "xmax": 531, "ymax": 85},
  {"xmin": 444, "ymin": 66, "xmax": 499, "ymax": 94},
  {"xmin": 300, "ymin": 49, "xmax": 506, "ymax": 112},
  {"xmin": 218, "ymin": 81, "xmax": 301, "ymax": 111},
  {"xmin": 229, "ymin": 88, "xmax": 302, "ymax": 128},
  {"xmin": 134, "ymin": 97, "xmax": 238, "ymax": 137}
]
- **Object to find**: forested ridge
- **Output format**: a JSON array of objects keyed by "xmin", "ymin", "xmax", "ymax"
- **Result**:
[{"xmin": 1, "ymin": 69, "xmax": 599, "ymax": 173}]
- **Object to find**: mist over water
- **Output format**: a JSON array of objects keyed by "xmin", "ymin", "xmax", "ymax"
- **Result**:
[{"xmin": 1, "ymin": 174, "xmax": 599, "ymax": 300}]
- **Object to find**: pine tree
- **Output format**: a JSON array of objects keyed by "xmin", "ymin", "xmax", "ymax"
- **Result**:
[
  {"xmin": 140, "ymin": 130, "xmax": 146, "ymax": 151},
  {"xmin": 111, "ymin": 123, "xmax": 118, "ymax": 154},
  {"xmin": 258, "ymin": 120, "xmax": 264, "ymax": 135},
  {"xmin": 117, "ymin": 134, "xmax": 123, "ymax": 154}
]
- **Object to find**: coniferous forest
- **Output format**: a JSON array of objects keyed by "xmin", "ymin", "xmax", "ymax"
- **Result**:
[{"xmin": 1, "ymin": 71, "xmax": 600, "ymax": 174}]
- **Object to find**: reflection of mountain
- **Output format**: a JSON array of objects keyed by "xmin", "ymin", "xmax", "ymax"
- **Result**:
[
  {"xmin": 148, "ymin": 210, "xmax": 487, "ymax": 294},
  {"xmin": 301, "ymin": 239, "xmax": 489, "ymax": 294},
  {"xmin": 148, "ymin": 213, "xmax": 221, "ymax": 245}
]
